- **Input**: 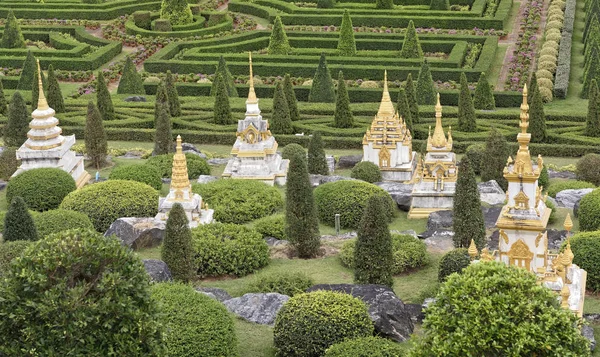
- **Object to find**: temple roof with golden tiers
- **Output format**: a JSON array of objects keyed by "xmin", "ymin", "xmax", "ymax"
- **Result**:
[
  {"xmin": 362, "ymin": 71, "xmax": 412, "ymax": 147},
  {"xmin": 426, "ymin": 93, "xmax": 453, "ymax": 152},
  {"xmin": 171, "ymin": 135, "xmax": 192, "ymax": 194}
]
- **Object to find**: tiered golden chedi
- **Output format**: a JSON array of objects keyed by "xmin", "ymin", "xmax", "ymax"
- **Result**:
[
  {"xmin": 14, "ymin": 59, "xmax": 90, "ymax": 187},
  {"xmin": 362, "ymin": 71, "xmax": 416, "ymax": 182},
  {"xmin": 469, "ymin": 85, "xmax": 587, "ymax": 317},
  {"xmin": 222, "ymin": 52, "xmax": 289, "ymax": 186},
  {"xmin": 155, "ymin": 135, "xmax": 214, "ymax": 227},
  {"xmin": 408, "ymin": 94, "xmax": 457, "ymax": 218}
]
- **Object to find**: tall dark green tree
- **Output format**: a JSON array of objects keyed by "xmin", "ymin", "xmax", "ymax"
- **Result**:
[
  {"xmin": 528, "ymin": 72, "xmax": 539, "ymax": 102},
  {"xmin": 457, "ymin": 72, "xmax": 477, "ymax": 132},
  {"xmin": 154, "ymin": 98, "xmax": 172, "ymax": 155},
  {"xmin": 430, "ymin": 0, "xmax": 449, "ymax": 10},
  {"xmin": 4, "ymin": 92, "xmax": 28, "ymax": 147},
  {"xmin": 17, "ymin": 51, "xmax": 35, "ymax": 91},
  {"xmin": 308, "ymin": 53, "xmax": 335, "ymax": 103},
  {"xmin": 473, "ymin": 72, "xmax": 495, "ymax": 110},
  {"xmin": 354, "ymin": 195, "xmax": 394, "ymax": 288},
  {"xmin": 1, "ymin": 10, "xmax": 25, "ymax": 49},
  {"xmin": 213, "ymin": 73, "xmax": 233, "ymax": 125},
  {"xmin": 165, "ymin": 70, "xmax": 181, "ymax": 117},
  {"xmin": 416, "ymin": 60, "xmax": 436, "ymax": 105},
  {"xmin": 285, "ymin": 152, "xmax": 320, "ymax": 258},
  {"xmin": 396, "ymin": 88, "xmax": 413, "ymax": 133},
  {"xmin": 0, "ymin": 80, "xmax": 7, "ymax": 116},
  {"xmin": 337, "ymin": 10, "xmax": 356, "ymax": 56},
  {"xmin": 96, "ymin": 71, "xmax": 115, "ymax": 122},
  {"xmin": 333, "ymin": 71, "xmax": 353, "ymax": 128},
  {"xmin": 154, "ymin": 80, "xmax": 170, "ymax": 127},
  {"xmin": 399, "ymin": 20, "xmax": 423, "ymax": 59},
  {"xmin": 453, "ymin": 156, "xmax": 485, "ymax": 249},
  {"xmin": 85, "ymin": 101, "xmax": 108, "ymax": 169},
  {"xmin": 117, "ymin": 57, "xmax": 145, "ymax": 95},
  {"xmin": 30, "ymin": 66, "xmax": 47, "ymax": 113},
  {"xmin": 307, "ymin": 131, "xmax": 329, "ymax": 175},
  {"xmin": 268, "ymin": 16, "xmax": 291, "ymax": 55},
  {"xmin": 271, "ymin": 81, "xmax": 294, "ymax": 134},
  {"xmin": 376, "ymin": 0, "xmax": 394, "ymax": 9},
  {"xmin": 3, "ymin": 196, "xmax": 37, "ymax": 242},
  {"xmin": 46, "ymin": 65, "xmax": 65, "ymax": 113},
  {"xmin": 161, "ymin": 203, "xmax": 194, "ymax": 282},
  {"xmin": 283, "ymin": 74, "xmax": 300, "ymax": 121},
  {"xmin": 481, "ymin": 127, "xmax": 509, "ymax": 190},
  {"xmin": 405, "ymin": 73, "xmax": 420, "ymax": 123},
  {"xmin": 210, "ymin": 55, "xmax": 238, "ymax": 97},
  {"xmin": 586, "ymin": 79, "xmax": 600, "ymax": 137},
  {"xmin": 529, "ymin": 81, "xmax": 547, "ymax": 143}
]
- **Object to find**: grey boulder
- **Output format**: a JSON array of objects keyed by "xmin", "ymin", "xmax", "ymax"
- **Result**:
[
  {"xmin": 375, "ymin": 182, "xmax": 414, "ymax": 211},
  {"xmin": 208, "ymin": 158, "xmax": 230, "ymax": 165},
  {"xmin": 124, "ymin": 96, "xmax": 146, "ymax": 102},
  {"xmin": 174, "ymin": 142, "xmax": 207, "ymax": 159},
  {"xmin": 419, "ymin": 229, "xmax": 455, "ymax": 253},
  {"xmin": 224, "ymin": 293, "xmax": 290, "ymax": 325},
  {"xmin": 426, "ymin": 207, "xmax": 501, "ymax": 231},
  {"xmin": 142, "ymin": 259, "xmax": 172, "ymax": 282},
  {"xmin": 196, "ymin": 287, "xmax": 232, "ymax": 302},
  {"xmin": 336, "ymin": 155, "xmax": 362, "ymax": 169},
  {"xmin": 104, "ymin": 217, "xmax": 165, "ymax": 249},
  {"xmin": 555, "ymin": 188, "xmax": 594, "ymax": 209},
  {"xmin": 309, "ymin": 174, "xmax": 355, "ymax": 187},
  {"xmin": 548, "ymin": 169, "xmax": 576, "ymax": 180},
  {"xmin": 478, "ymin": 180, "xmax": 505, "ymax": 206},
  {"xmin": 583, "ymin": 325, "xmax": 596, "ymax": 351}
]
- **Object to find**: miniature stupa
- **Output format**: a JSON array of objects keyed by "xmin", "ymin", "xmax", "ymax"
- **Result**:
[
  {"xmin": 13, "ymin": 59, "xmax": 90, "ymax": 187},
  {"xmin": 362, "ymin": 71, "xmax": 416, "ymax": 182},
  {"xmin": 408, "ymin": 94, "xmax": 457, "ymax": 218},
  {"xmin": 221, "ymin": 52, "xmax": 289, "ymax": 186},
  {"xmin": 155, "ymin": 135, "xmax": 214, "ymax": 227},
  {"xmin": 469, "ymin": 86, "xmax": 586, "ymax": 317}
]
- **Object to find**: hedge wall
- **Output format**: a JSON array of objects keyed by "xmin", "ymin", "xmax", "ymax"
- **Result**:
[
  {"xmin": 0, "ymin": 0, "xmax": 161, "ymax": 19},
  {"xmin": 553, "ymin": 0, "xmax": 576, "ymax": 98},
  {"xmin": 125, "ymin": 14, "xmax": 233, "ymax": 38}
]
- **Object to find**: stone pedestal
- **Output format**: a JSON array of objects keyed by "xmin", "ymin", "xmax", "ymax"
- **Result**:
[{"xmin": 155, "ymin": 194, "xmax": 214, "ymax": 228}]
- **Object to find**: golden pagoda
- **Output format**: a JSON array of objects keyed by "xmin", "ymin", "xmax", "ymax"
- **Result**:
[
  {"xmin": 362, "ymin": 71, "xmax": 416, "ymax": 182},
  {"xmin": 14, "ymin": 59, "xmax": 90, "ymax": 187},
  {"xmin": 408, "ymin": 94, "xmax": 457, "ymax": 219}
]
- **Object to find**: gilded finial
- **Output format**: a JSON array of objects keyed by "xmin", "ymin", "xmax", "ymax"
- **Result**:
[
  {"xmin": 430, "ymin": 93, "xmax": 448, "ymax": 149},
  {"xmin": 247, "ymin": 52, "xmax": 257, "ymax": 104},
  {"xmin": 564, "ymin": 213, "xmax": 573, "ymax": 233},
  {"xmin": 376, "ymin": 70, "xmax": 395, "ymax": 116},
  {"xmin": 468, "ymin": 239, "xmax": 478, "ymax": 260},
  {"xmin": 170, "ymin": 135, "xmax": 191, "ymax": 197},
  {"xmin": 435, "ymin": 93, "xmax": 442, "ymax": 113},
  {"xmin": 35, "ymin": 59, "xmax": 49, "ymax": 111},
  {"xmin": 560, "ymin": 284, "xmax": 570, "ymax": 308}
]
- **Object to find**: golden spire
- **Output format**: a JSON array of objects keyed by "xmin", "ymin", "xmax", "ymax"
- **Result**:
[
  {"xmin": 430, "ymin": 93, "xmax": 448, "ymax": 148},
  {"xmin": 512, "ymin": 84, "xmax": 534, "ymax": 175},
  {"xmin": 563, "ymin": 213, "xmax": 574, "ymax": 266},
  {"xmin": 468, "ymin": 239, "xmax": 478, "ymax": 260},
  {"xmin": 36, "ymin": 59, "xmax": 49, "ymax": 111},
  {"xmin": 377, "ymin": 70, "xmax": 395, "ymax": 117},
  {"xmin": 170, "ymin": 135, "xmax": 191, "ymax": 196},
  {"xmin": 560, "ymin": 284, "xmax": 570, "ymax": 308},
  {"xmin": 564, "ymin": 213, "xmax": 573, "ymax": 233},
  {"xmin": 247, "ymin": 52, "xmax": 257, "ymax": 105}
]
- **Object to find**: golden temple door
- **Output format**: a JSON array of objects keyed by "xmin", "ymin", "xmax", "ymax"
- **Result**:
[{"xmin": 508, "ymin": 239, "xmax": 534, "ymax": 270}]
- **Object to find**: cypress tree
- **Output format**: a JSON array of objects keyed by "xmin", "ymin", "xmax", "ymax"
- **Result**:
[
  {"xmin": 213, "ymin": 73, "xmax": 233, "ymax": 125},
  {"xmin": 528, "ymin": 71, "xmax": 539, "ymax": 102},
  {"xmin": 337, "ymin": 10, "xmax": 356, "ymax": 56},
  {"xmin": 46, "ymin": 65, "xmax": 64, "ymax": 113},
  {"xmin": 430, "ymin": 0, "xmax": 449, "ymax": 10},
  {"xmin": 4, "ymin": 92, "xmax": 29, "ymax": 147},
  {"xmin": 399, "ymin": 20, "xmax": 423, "ymax": 59},
  {"xmin": 586, "ymin": 79, "xmax": 600, "ymax": 137},
  {"xmin": 165, "ymin": 70, "xmax": 181, "ymax": 117},
  {"xmin": 210, "ymin": 55, "xmax": 238, "ymax": 97},
  {"xmin": 308, "ymin": 53, "xmax": 335, "ymax": 103},
  {"xmin": 376, "ymin": 0, "xmax": 394, "ymax": 9},
  {"xmin": 154, "ymin": 80, "xmax": 170, "ymax": 126},
  {"xmin": 96, "ymin": 71, "xmax": 115, "ymax": 122},
  {"xmin": 17, "ymin": 51, "xmax": 36, "ymax": 90},
  {"xmin": 0, "ymin": 80, "xmax": 6, "ymax": 116},
  {"xmin": 396, "ymin": 88, "xmax": 413, "ymax": 133},
  {"xmin": 452, "ymin": 156, "xmax": 486, "ymax": 249},
  {"xmin": 3, "ymin": 196, "xmax": 37, "ymax": 242},
  {"xmin": 405, "ymin": 73, "xmax": 420, "ymax": 123},
  {"xmin": 307, "ymin": 131, "xmax": 329, "ymax": 175},
  {"xmin": 161, "ymin": 203, "xmax": 194, "ymax": 283},
  {"xmin": 283, "ymin": 74, "xmax": 300, "ymax": 121},
  {"xmin": 473, "ymin": 72, "xmax": 495, "ymax": 110},
  {"xmin": 416, "ymin": 60, "xmax": 436, "ymax": 105},
  {"xmin": 285, "ymin": 152, "xmax": 320, "ymax": 258},
  {"xmin": 271, "ymin": 81, "xmax": 294, "ymax": 134},
  {"xmin": 582, "ymin": 49, "xmax": 600, "ymax": 98},
  {"xmin": 30, "ymin": 66, "xmax": 47, "ymax": 113},
  {"xmin": 354, "ymin": 195, "xmax": 394, "ymax": 288},
  {"xmin": 154, "ymin": 100, "xmax": 173, "ymax": 155},
  {"xmin": 85, "ymin": 101, "xmax": 107, "ymax": 169},
  {"xmin": 268, "ymin": 16, "xmax": 291, "ymax": 55},
  {"xmin": 529, "ymin": 81, "xmax": 547, "ymax": 143},
  {"xmin": 117, "ymin": 57, "xmax": 145, "ymax": 95},
  {"xmin": 457, "ymin": 72, "xmax": 477, "ymax": 132},
  {"xmin": 1, "ymin": 10, "xmax": 25, "ymax": 49},
  {"xmin": 333, "ymin": 71, "xmax": 354, "ymax": 128},
  {"xmin": 481, "ymin": 127, "xmax": 508, "ymax": 191}
]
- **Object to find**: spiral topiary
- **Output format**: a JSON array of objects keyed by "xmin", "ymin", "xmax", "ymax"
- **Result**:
[
  {"xmin": 350, "ymin": 161, "xmax": 382, "ymax": 183},
  {"xmin": 109, "ymin": 164, "xmax": 163, "ymax": 191},
  {"xmin": 145, "ymin": 153, "xmax": 210, "ymax": 179},
  {"xmin": 34, "ymin": 209, "xmax": 94, "ymax": 239},
  {"xmin": 7, "ymin": 168, "xmax": 76, "ymax": 212}
]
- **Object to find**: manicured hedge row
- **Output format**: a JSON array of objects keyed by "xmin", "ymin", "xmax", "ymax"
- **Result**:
[
  {"xmin": 125, "ymin": 15, "xmax": 233, "ymax": 38},
  {"xmin": 554, "ymin": 0, "xmax": 576, "ymax": 98},
  {"xmin": 0, "ymin": 0, "xmax": 161, "ymax": 19}
]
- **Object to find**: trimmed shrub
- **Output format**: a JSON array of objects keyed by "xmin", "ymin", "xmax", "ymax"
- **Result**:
[
  {"xmin": 317, "ymin": 0, "xmax": 335, "ymax": 8},
  {"xmin": 96, "ymin": 71, "xmax": 115, "ymax": 122},
  {"xmin": 0, "ymin": 79, "xmax": 7, "ymax": 116},
  {"xmin": 309, "ymin": 53, "xmax": 335, "ymax": 103},
  {"xmin": 85, "ymin": 101, "xmax": 108, "ymax": 169},
  {"xmin": 268, "ymin": 16, "xmax": 291, "ymax": 55},
  {"xmin": 133, "ymin": 11, "xmax": 152, "ymax": 30},
  {"xmin": 245, "ymin": 271, "xmax": 314, "ymax": 296},
  {"xmin": 405, "ymin": 73, "xmax": 420, "ymax": 123},
  {"xmin": 400, "ymin": 20, "xmax": 423, "ymax": 59},
  {"xmin": 430, "ymin": 0, "xmax": 450, "ymax": 10},
  {"xmin": 191, "ymin": 223, "xmax": 269, "ymax": 277},
  {"xmin": 576, "ymin": 153, "xmax": 600, "ymax": 185},
  {"xmin": 160, "ymin": 0, "xmax": 193, "ymax": 25},
  {"xmin": 314, "ymin": 180, "xmax": 395, "ymax": 229},
  {"xmin": 376, "ymin": 0, "xmax": 394, "ymax": 9},
  {"xmin": 453, "ymin": 157, "xmax": 485, "ymax": 249},
  {"xmin": 192, "ymin": 179, "xmax": 283, "ymax": 224},
  {"xmin": 7, "ymin": 168, "xmax": 76, "ymax": 212},
  {"xmin": 0, "ymin": 147, "xmax": 18, "ymax": 180},
  {"xmin": 271, "ymin": 81, "xmax": 294, "ymax": 134},
  {"xmin": 457, "ymin": 72, "xmax": 477, "ymax": 132},
  {"xmin": 481, "ymin": 127, "xmax": 508, "ymax": 191},
  {"xmin": 3, "ymin": 197, "xmax": 37, "ymax": 242},
  {"xmin": 154, "ymin": 18, "xmax": 172, "ymax": 32},
  {"xmin": 0, "ymin": 240, "xmax": 31, "ymax": 277},
  {"xmin": 16, "ymin": 50, "xmax": 35, "ymax": 91},
  {"xmin": 464, "ymin": 143, "xmax": 485, "ymax": 175},
  {"xmin": 337, "ymin": 10, "xmax": 356, "ymax": 56},
  {"xmin": 162, "ymin": 203, "xmax": 194, "ymax": 283},
  {"xmin": 0, "ymin": 230, "xmax": 165, "ymax": 355},
  {"xmin": 253, "ymin": 213, "xmax": 286, "ymax": 240},
  {"xmin": 152, "ymin": 283, "xmax": 238, "ymax": 357},
  {"xmin": 547, "ymin": 180, "xmax": 595, "ymax": 198},
  {"xmin": 165, "ymin": 70, "xmax": 181, "ymax": 117},
  {"xmin": 117, "ymin": 57, "xmax": 145, "ymax": 95},
  {"xmin": 4, "ymin": 91, "xmax": 28, "ymax": 148},
  {"xmin": 60, "ymin": 180, "xmax": 159, "ymax": 232},
  {"xmin": 46, "ymin": 65, "xmax": 65, "ymax": 113},
  {"xmin": 567, "ymin": 231, "xmax": 600, "ymax": 292},
  {"xmin": 586, "ymin": 79, "xmax": 600, "ymax": 137},
  {"xmin": 438, "ymin": 248, "xmax": 470, "ymax": 282},
  {"xmin": 416, "ymin": 60, "xmax": 436, "ymax": 105},
  {"xmin": 307, "ymin": 131, "xmax": 329, "ymax": 175},
  {"xmin": 325, "ymin": 336, "xmax": 407, "ymax": 356},
  {"xmin": 1, "ymin": 10, "xmax": 25, "ymax": 49},
  {"xmin": 274, "ymin": 291, "xmax": 374, "ymax": 357},
  {"xmin": 283, "ymin": 73, "xmax": 300, "ymax": 121},
  {"xmin": 34, "ymin": 209, "xmax": 94, "ymax": 239},
  {"xmin": 281, "ymin": 143, "xmax": 306, "ymax": 160},
  {"xmin": 109, "ymin": 164, "xmax": 162, "ymax": 191},
  {"xmin": 351, "ymin": 161, "xmax": 382, "ymax": 183},
  {"xmin": 473, "ymin": 72, "xmax": 495, "ymax": 110},
  {"xmin": 545, "ymin": 198, "xmax": 557, "ymax": 224},
  {"xmin": 154, "ymin": 97, "xmax": 173, "ymax": 155},
  {"xmin": 538, "ymin": 165, "xmax": 549, "ymax": 191},
  {"xmin": 213, "ymin": 73, "xmax": 234, "ymax": 124},
  {"xmin": 578, "ymin": 189, "xmax": 600, "ymax": 231},
  {"xmin": 210, "ymin": 55, "xmax": 238, "ymax": 97},
  {"xmin": 397, "ymin": 88, "xmax": 413, "ymax": 132},
  {"xmin": 146, "ymin": 153, "xmax": 209, "ymax": 179},
  {"xmin": 334, "ymin": 70, "xmax": 354, "ymax": 128}
]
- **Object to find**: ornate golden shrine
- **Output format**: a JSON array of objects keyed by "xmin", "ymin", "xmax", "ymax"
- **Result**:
[{"xmin": 169, "ymin": 135, "xmax": 192, "ymax": 202}]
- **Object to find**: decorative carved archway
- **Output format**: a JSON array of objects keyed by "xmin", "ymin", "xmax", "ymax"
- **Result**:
[
  {"xmin": 508, "ymin": 239, "xmax": 534, "ymax": 270},
  {"xmin": 379, "ymin": 146, "xmax": 391, "ymax": 168}
]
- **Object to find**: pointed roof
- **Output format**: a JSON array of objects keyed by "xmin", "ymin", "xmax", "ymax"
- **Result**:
[
  {"xmin": 36, "ymin": 60, "xmax": 49, "ymax": 111},
  {"xmin": 247, "ymin": 52, "xmax": 258, "ymax": 105},
  {"xmin": 170, "ymin": 135, "xmax": 191, "ymax": 197},
  {"xmin": 377, "ymin": 70, "xmax": 395, "ymax": 117},
  {"xmin": 427, "ymin": 93, "xmax": 452, "ymax": 151}
]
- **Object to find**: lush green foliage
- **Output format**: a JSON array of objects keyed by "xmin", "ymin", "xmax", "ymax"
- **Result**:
[
  {"xmin": 568, "ymin": 231, "xmax": 600, "ymax": 292},
  {"xmin": 457, "ymin": 73, "xmax": 476, "ymax": 132},
  {"xmin": 481, "ymin": 127, "xmax": 508, "ymax": 190},
  {"xmin": 46, "ymin": 65, "xmax": 65, "ymax": 113},
  {"xmin": 268, "ymin": 16, "xmax": 291, "ymax": 55},
  {"xmin": 396, "ymin": 88, "xmax": 413, "ymax": 132},
  {"xmin": 317, "ymin": 0, "xmax": 335, "ymax": 8},
  {"xmin": 453, "ymin": 157, "xmax": 485, "ymax": 249},
  {"xmin": 210, "ymin": 56, "xmax": 238, "ymax": 97},
  {"xmin": 160, "ymin": 0, "xmax": 193, "ymax": 25},
  {"xmin": 325, "ymin": 336, "xmax": 407, "ymax": 357},
  {"xmin": 307, "ymin": 131, "xmax": 329, "ymax": 175},
  {"xmin": 416, "ymin": 60, "xmax": 436, "ymax": 105},
  {"xmin": 7, "ymin": 168, "xmax": 76, "ymax": 212},
  {"xmin": 578, "ymin": 188, "xmax": 600, "ymax": 231},
  {"xmin": 0, "ymin": 147, "xmax": 18, "ymax": 181},
  {"xmin": 191, "ymin": 223, "xmax": 269, "ymax": 277},
  {"xmin": 0, "ymin": 240, "xmax": 31, "ymax": 277},
  {"xmin": 154, "ymin": 92, "xmax": 173, "ymax": 155},
  {"xmin": 274, "ymin": 291, "xmax": 374, "ymax": 357},
  {"xmin": 213, "ymin": 73, "xmax": 234, "ymax": 124},
  {"xmin": 538, "ymin": 166, "xmax": 549, "ymax": 191},
  {"xmin": 60, "ymin": 180, "xmax": 159, "ymax": 232},
  {"xmin": 109, "ymin": 164, "xmax": 163, "ymax": 191},
  {"xmin": 271, "ymin": 81, "xmax": 294, "ymax": 134},
  {"xmin": 350, "ymin": 161, "xmax": 382, "ymax": 183},
  {"xmin": 281, "ymin": 143, "xmax": 306, "ymax": 160},
  {"xmin": 464, "ymin": 143, "xmax": 485, "ymax": 175},
  {"xmin": 309, "ymin": 53, "xmax": 335, "ymax": 103},
  {"xmin": 586, "ymin": 79, "xmax": 600, "ymax": 136},
  {"xmin": 17, "ymin": 51, "xmax": 35, "ymax": 90},
  {"xmin": 34, "ymin": 209, "xmax": 94, "ymax": 239},
  {"xmin": 3, "ymin": 197, "xmax": 38, "ymax": 242},
  {"xmin": 117, "ymin": 57, "xmax": 145, "ymax": 94},
  {"xmin": 161, "ymin": 203, "xmax": 195, "ymax": 283},
  {"xmin": 576, "ymin": 153, "xmax": 600, "ymax": 185},
  {"xmin": 400, "ymin": 20, "xmax": 423, "ymax": 59},
  {"xmin": 283, "ymin": 74, "xmax": 300, "ymax": 121},
  {"xmin": 529, "ymin": 80, "xmax": 547, "ymax": 143},
  {"xmin": 405, "ymin": 73, "xmax": 420, "ymax": 123},
  {"xmin": 1, "ymin": 11, "xmax": 25, "ymax": 49},
  {"xmin": 437, "ymin": 248, "xmax": 470, "ymax": 282},
  {"xmin": 253, "ymin": 214, "xmax": 286, "ymax": 240},
  {"xmin": 165, "ymin": 70, "xmax": 181, "ymax": 117},
  {"xmin": 337, "ymin": 10, "xmax": 356, "ymax": 56},
  {"xmin": 333, "ymin": 70, "xmax": 354, "ymax": 128},
  {"xmin": 146, "ymin": 153, "xmax": 209, "ymax": 178},
  {"xmin": 4, "ymin": 92, "xmax": 29, "ymax": 147},
  {"xmin": 429, "ymin": 0, "xmax": 450, "ymax": 10},
  {"xmin": 0, "ymin": 80, "xmax": 7, "ymax": 116},
  {"xmin": 85, "ymin": 101, "xmax": 108, "ymax": 169},
  {"xmin": 245, "ymin": 271, "xmax": 314, "ymax": 296},
  {"xmin": 96, "ymin": 71, "xmax": 115, "ymax": 121},
  {"xmin": 548, "ymin": 180, "xmax": 595, "ymax": 198},
  {"xmin": 473, "ymin": 72, "xmax": 495, "ymax": 110},
  {"xmin": 376, "ymin": 0, "xmax": 393, "ymax": 9}
]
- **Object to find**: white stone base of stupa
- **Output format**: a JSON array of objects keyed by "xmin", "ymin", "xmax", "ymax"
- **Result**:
[
  {"xmin": 408, "ymin": 181, "xmax": 456, "ymax": 219},
  {"xmin": 155, "ymin": 193, "xmax": 214, "ymax": 228}
]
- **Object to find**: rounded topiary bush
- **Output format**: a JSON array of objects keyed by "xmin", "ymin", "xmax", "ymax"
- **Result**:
[
  {"xmin": 109, "ymin": 164, "xmax": 163, "ymax": 190},
  {"xmin": 545, "ymin": 20, "xmax": 563, "ymax": 30},
  {"xmin": 566, "ymin": 231, "xmax": 600, "ymax": 292},
  {"xmin": 253, "ymin": 214, "xmax": 286, "ymax": 240},
  {"xmin": 578, "ymin": 189, "xmax": 600, "ymax": 231},
  {"xmin": 350, "ymin": 161, "xmax": 382, "ymax": 183},
  {"xmin": 281, "ymin": 143, "xmax": 306, "ymax": 160},
  {"xmin": 538, "ymin": 60, "xmax": 557, "ymax": 73},
  {"xmin": 547, "ymin": 180, "xmax": 595, "ymax": 197},
  {"xmin": 146, "ymin": 153, "xmax": 210, "ymax": 179},
  {"xmin": 324, "ymin": 336, "xmax": 406, "ymax": 357},
  {"xmin": 341, "ymin": 234, "xmax": 428, "ymax": 274},
  {"xmin": 274, "ymin": 291, "xmax": 374, "ymax": 357},
  {"xmin": 192, "ymin": 223, "xmax": 269, "ymax": 277},
  {"xmin": 438, "ymin": 248, "xmax": 470, "ymax": 282},
  {"xmin": 0, "ymin": 230, "xmax": 164, "ymax": 355},
  {"xmin": 538, "ymin": 86, "xmax": 554, "ymax": 102},
  {"xmin": 34, "ymin": 209, "xmax": 94, "ymax": 239},
  {"xmin": 60, "ymin": 180, "xmax": 159, "ymax": 232},
  {"xmin": 314, "ymin": 180, "xmax": 395, "ymax": 229},
  {"xmin": 536, "ymin": 69, "xmax": 554, "ymax": 80},
  {"xmin": 465, "ymin": 143, "xmax": 485, "ymax": 175},
  {"xmin": 152, "ymin": 283, "xmax": 238, "ymax": 357},
  {"xmin": 6, "ymin": 168, "xmax": 76, "ymax": 211},
  {"xmin": 576, "ymin": 153, "xmax": 600, "ymax": 186},
  {"xmin": 245, "ymin": 271, "xmax": 314, "ymax": 297},
  {"xmin": 192, "ymin": 179, "xmax": 283, "ymax": 224},
  {"xmin": 537, "ymin": 77, "xmax": 554, "ymax": 89},
  {"xmin": 542, "ymin": 40, "xmax": 559, "ymax": 51},
  {"xmin": 0, "ymin": 240, "xmax": 31, "ymax": 277},
  {"xmin": 0, "ymin": 147, "xmax": 18, "ymax": 180}
]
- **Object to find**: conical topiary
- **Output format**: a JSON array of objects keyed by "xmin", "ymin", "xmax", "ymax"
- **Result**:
[
  {"xmin": 333, "ymin": 71, "xmax": 353, "ymax": 128},
  {"xmin": 154, "ymin": 93, "xmax": 172, "ymax": 155},
  {"xmin": 453, "ymin": 156, "xmax": 485, "ymax": 249},
  {"xmin": 165, "ymin": 70, "xmax": 181, "ymax": 117},
  {"xmin": 308, "ymin": 53, "xmax": 336, "ymax": 103},
  {"xmin": 481, "ymin": 127, "xmax": 508, "ymax": 190},
  {"xmin": 529, "ymin": 82, "xmax": 547, "ymax": 143},
  {"xmin": 307, "ymin": 131, "xmax": 329, "ymax": 175},
  {"xmin": 117, "ymin": 57, "xmax": 145, "ymax": 95},
  {"xmin": 399, "ymin": 20, "xmax": 423, "ymax": 59},
  {"xmin": 85, "ymin": 101, "xmax": 108, "ymax": 169},
  {"xmin": 337, "ymin": 10, "xmax": 356, "ymax": 56},
  {"xmin": 457, "ymin": 72, "xmax": 476, "ymax": 132},
  {"xmin": 161, "ymin": 203, "xmax": 194, "ymax": 282},
  {"xmin": 473, "ymin": 72, "xmax": 495, "ymax": 110},
  {"xmin": 586, "ymin": 79, "xmax": 600, "ymax": 137},
  {"xmin": 46, "ymin": 65, "xmax": 65, "ymax": 113},
  {"xmin": 17, "ymin": 51, "xmax": 36, "ymax": 90},
  {"xmin": 96, "ymin": 71, "xmax": 115, "ymax": 122},
  {"xmin": 4, "ymin": 92, "xmax": 29, "ymax": 147},
  {"xmin": 210, "ymin": 55, "xmax": 238, "ymax": 97},
  {"xmin": 283, "ymin": 74, "xmax": 300, "ymax": 121},
  {"xmin": 160, "ymin": 0, "xmax": 193, "ymax": 25},
  {"xmin": 154, "ymin": 80, "xmax": 170, "ymax": 126},
  {"xmin": 1, "ymin": 10, "xmax": 25, "ymax": 49},
  {"xmin": 430, "ymin": 0, "xmax": 449, "ymax": 10},
  {"xmin": 405, "ymin": 73, "xmax": 420, "ymax": 123},
  {"xmin": 397, "ymin": 88, "xmax": 413, "ymax": 133},
  {"xmin": 213, "ymin": 73, "xmax": 233, "ymax": 125},
  {"xmin": 3, "ymin": 196, "xmax": 37, "ymax": 242},
  {"xmin": 528, "ymin": 71, "xmax": 539, "ymax": 102},
  {"xmin": 268, "ymin": 16, "xmax": 291, "ymax": 55},
  {"xmin": 0, "ymin": 80, "xmax": 7, "ymax": 116},
  {"xmin": 416, "ymin": 60, "xmax": 436, "ymax": 105},
  {"xmin": 271, "ymin": 81, "xmax": 294, "ymax": 134}
]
